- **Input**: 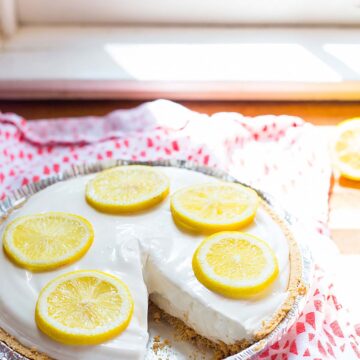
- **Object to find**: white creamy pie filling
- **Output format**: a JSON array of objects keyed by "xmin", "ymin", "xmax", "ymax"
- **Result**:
[{"xmin": 0, "ymin": 167, "xmax": 290, "ymax": 359}]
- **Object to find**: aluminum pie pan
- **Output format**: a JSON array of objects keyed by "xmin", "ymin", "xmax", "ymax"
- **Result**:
[{"xmin": 0, "ymin": 159, "xmax": 313, "ymax": 360}]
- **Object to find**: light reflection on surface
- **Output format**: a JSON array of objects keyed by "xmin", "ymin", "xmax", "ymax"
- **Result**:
[
  {"xmin": 324, "ymin": 44, "xmax": 360, "ymax": 76},
  {"xmin": 105, "ymin": 43, "xmax": 342, "ymax": 82}
]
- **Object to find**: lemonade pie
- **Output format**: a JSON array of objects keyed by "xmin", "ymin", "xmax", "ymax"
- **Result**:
[{"xmin": 0, "ymin": 165, "xmax": 303, "ymax": 359}]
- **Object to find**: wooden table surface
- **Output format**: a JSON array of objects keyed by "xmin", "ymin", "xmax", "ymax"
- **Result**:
[{"xmin": 0, "ymin": 100, "xmax": 359, "ymax": 256}]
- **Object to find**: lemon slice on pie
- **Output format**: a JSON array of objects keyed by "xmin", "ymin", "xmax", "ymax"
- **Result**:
[
  {"xmin": 86, "ymin": 166, "xmax": 170, "ymax": 213},
  {"xmin": 333, "ymin": 118, "xmax": 360, "ymax": 180},
  {"xmin": 35, "ymin": 270, "xmax": 134, "ymax": 345},
  {"xmin": 2, "ymin": 212, "xmax": 94, "ymax": 271},
  {"xmin": 171, "ymin": 183, "xmax": 259, "ymax": 232},
  {"xmin": 192, "ymin": 232, "xmax": 279, "ymax": 298}
]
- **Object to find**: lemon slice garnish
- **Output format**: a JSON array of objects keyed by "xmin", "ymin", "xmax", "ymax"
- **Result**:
[
  {"xmin": 334, "ymin": 118, "xmax": 360, "ymax": 181},
  {"xmin": 35, "ymin": 270, "xmax": 134, "ymax": 345},
  {"xmin": 171, "ymin": 183, "xmax": 259, "ymax": 232},
  {"xmin": 86, "ymin": 166, "xmax": 170, "ymax": 213},
  {"xmin": 3, "ymin": 212, "xmax": 94, "ymax": 271},
  {"xmin": 192, "ymin": 232, "xmax": 279, "ymax": 298}
]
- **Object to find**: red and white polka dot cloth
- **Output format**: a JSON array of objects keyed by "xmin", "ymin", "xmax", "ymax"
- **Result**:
[{"xmin": 0, "ymin": 100, "xmax": 359, "ymax": 359}]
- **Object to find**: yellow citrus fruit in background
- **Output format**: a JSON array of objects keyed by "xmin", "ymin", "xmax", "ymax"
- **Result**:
[
  {"xmin": 334, "ymin": 118, "xmax": 360, "ymax": 181},
  {"xmin": 35, "ymin": 270, "xmax": 134, "ymax": 345},
  {"xmin": 192, "ymin": 231, "xmax": 279, "ymax": 298},
  {"xmin": 86, "ymin": 166, "xmax": 169, "ymax": 213},
  {"xmin": 3, "ymin": 212, "xmax": 94, "ymax": 271},
  {"xmin": 171, "ymin": 183, "xmax": 259, "ymax": 232}
]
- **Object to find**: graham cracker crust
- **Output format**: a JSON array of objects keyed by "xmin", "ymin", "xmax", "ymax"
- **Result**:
[
  {"xmin": 149, "ymin": 301, "xmax": 251, "ymax": 360},
  {"xmin": 0, "ymin": 327, "xmax": 51, "ymax": 360},
  {"xmin": 254, "ymin": 199, "xmax": 305, "ymax": 340}
]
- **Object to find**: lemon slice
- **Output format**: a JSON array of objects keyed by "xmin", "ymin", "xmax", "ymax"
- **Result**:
[
  {"xmin": 3, "ymin": 212, "xmax": 94, "ymax": 271},
  {"xmin": 192, "ymin": 232, "xmax": 279, "ymax": 298},
  {"xmin": 35, "ymin": 270, "xmax": 134, "ymax": 345},
  {"xmin": 86, "ymin": 166, "xmax": 170, "ymax": 213},
  {"xmin": 171, "ymin": 183, "xmax": 259, "ymax": 232},
  {"xmin": 334, "ymin": 118, "xmax": 360, "ymax": 180}
]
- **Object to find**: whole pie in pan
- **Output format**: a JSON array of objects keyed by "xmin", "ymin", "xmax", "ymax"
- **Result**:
[{"xmin": 0, "ymin": 165, "xmax": 304, "ymax": 359}]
